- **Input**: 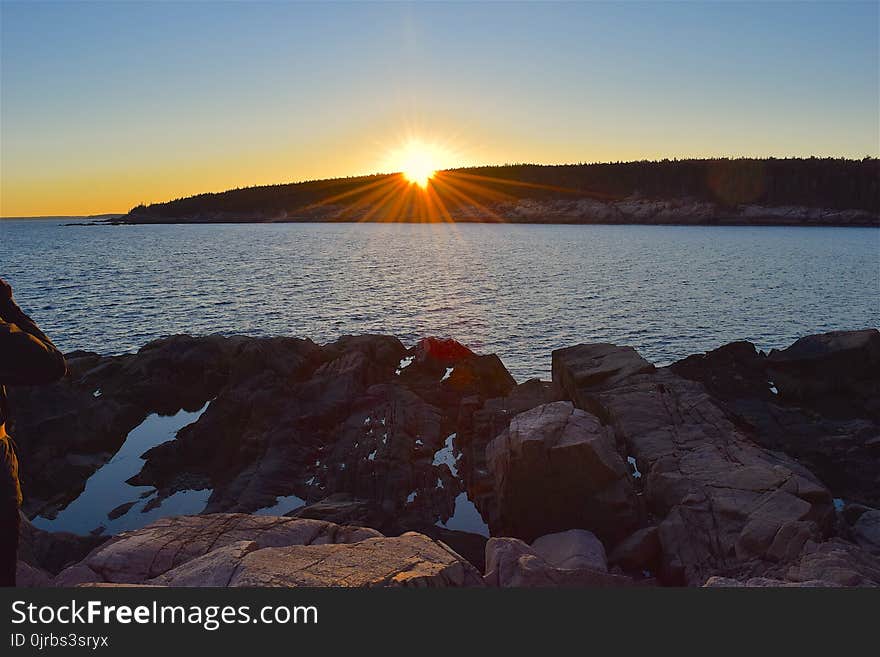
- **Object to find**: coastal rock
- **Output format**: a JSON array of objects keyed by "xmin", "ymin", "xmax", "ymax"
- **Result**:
[
  {"xmin": 486, "ymin": 401, "xmax": 640, "ymax": 543},
  {"xmin": 16, "ymin": 561, "xmax": 52, "ymax": 588},
  {"xmin": 132, "ymin": 335, "xmax": 407, "ymax": 513},
  {"xmin": 551, "ymin": 344, "xmax": 654, "ymax": 414},
  {"xmin": 702, "ymin": 576, "xmax": 835, "ymax": 587},
  {"xmin": 7, "ymin": 335, "xmax": 249, "ymax": 516},
  {"xmin": 671, "ymin": 329, "xmax": 880, "ymax": 507},
  {"xmin": 52, "ymin": 514, "xmax": 481, "ymax": 588},
  {"xmin": 530, "ymin": 529, "xmax": 608, "ymax": 571},
  {"xmin": 12, "ymin": 331, "xmax": 517, "ymax": 542},
  {"xmin": 130, "ymin": 333, "xmax": 512, "ymax": 534},
  {"xmin": 54, "ymin": 514, "xmax": 382, "ymax": 586},
  {"xmin": 849, "ymin": 508, "xmax": 880, "ymax": 555},
  {"xmin": 483, "ymin": 534, "xmax": 634, "ymax": 588},
  {"xmin": 412, "ymin": 337, "xmax": 476, "ymax": 368},
  {"xmin": 291, "ymin": 494, "xmax": 387, "ymax": 527},
  {"xmin": 766, "ymin": 329, "xmax": 880, "ymax": 412},
  {"xmin": 17, "ymin": 515, "xmax": 107, "ymax": 575},
  {"xmin": 156, "ymin": 533, "xmax": 483, "ymax": 587},
  {"xmin": 9, "ymin": 329, "xmax": 880, "ymax": 587},
  {"xmin": 455, "ymin": 379, "xmax": 563, "ymax": 527},
  {"xmin": 397, "ymin": 337, "xmax": 516, "ymax": 410},
  {"xmin": 442, "ymin": 354, "xmax": 517, "ymax": 401},
  {"xmin": 291, "ymin": 495, "xmax": 488, "ymax": 571},
  {"xmin": 609, "ymin": 526, "xmax": 661, "ymax": 572},
  {"xmin": 552, "ymin": 342, "xmax": 835, "ymax": 585},
  {"xmin": 780, "ymin": 539, "xmax": 880, "ymax": 586},
  {"xmin": 319, "ymin": 383, "xmax": 459, "ymax": 528}
]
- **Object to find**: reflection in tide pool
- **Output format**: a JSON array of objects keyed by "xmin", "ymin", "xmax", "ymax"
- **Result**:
[
  {"xmin": 431, "ymin": 432, "xmax": 489, "ymax": 536},
  {"xmin": 32, "ymin": 402, "xmax": 211, "ymax": 536},
  {"xmin": 432, "ymin": 433, "xmax": 459, "ymax": 477},
  {"xmin": 253, "ymin": 494, "xmax": 306, "ymax": 516},
  {"xmin": 437, "ymin": 493, "xmax": 490, "ymax": 537}
]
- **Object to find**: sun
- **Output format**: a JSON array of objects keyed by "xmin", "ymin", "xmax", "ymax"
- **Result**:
[{"xmin": 392, "ymin": 140, "xmax": 439, "ymax": 188}]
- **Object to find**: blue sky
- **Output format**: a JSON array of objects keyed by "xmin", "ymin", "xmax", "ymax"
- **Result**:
[{"xmin": 2, "ymin": 1, "xmax": 878, "ymax": 215}]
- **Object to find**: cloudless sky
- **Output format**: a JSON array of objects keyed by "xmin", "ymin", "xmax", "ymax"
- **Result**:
[{"xmin": 1, "ymin": 0, "xmax": 878, "ymax": 216}]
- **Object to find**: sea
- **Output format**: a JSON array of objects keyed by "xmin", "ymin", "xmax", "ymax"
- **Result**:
[
  {"xmin": 2, "ymin": 219, "xmax": 878, "ymax": 534},
  {"xmin": 2, "ymin": 219, "xmax": 877, "ymax": 380}
]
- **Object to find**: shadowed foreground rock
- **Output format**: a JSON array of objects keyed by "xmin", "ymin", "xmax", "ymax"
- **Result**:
[
  {"xmin": 486, "ymin": 401, "xmax": 640, "ymax": 543},
  {"xmin": 671, "ymin": 329, "xmax": 880, "ymax": 508},
  {"xmin": 484, "ymin": 529, "xmax": 639, "ymax": 587}
]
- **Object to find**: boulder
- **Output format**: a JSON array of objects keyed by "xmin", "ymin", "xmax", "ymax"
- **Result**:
[
  {"xmin": 850, "ymin": 508, "xmax": 880, "ymax": 555},
  {"xmin": 319, "ymin": 383, "xmax": 459, "ymax": 528},
  {"xmin": 291, "ymin": 494, "xmax": 387, "ymax": 527},
  {"xmin": 132, "ymin": 335, "xmax": 405, "ymax": 514},
  {"xmin": 52, "ymin": 514, "xmax": 480, "ymax": 588},
  {"xmin": 154, "ymin": 533, "xmax": 482, "ymax": 587},
  {"xmin": 442, "ymin": 354, "xmax": 517, "ymax": 401},
  {"xmin": 16, "ymin": 561, "xmax": 52, "ymax": 587},
  {"xmin": 609, "ymin": 526, "xmax": 661, "ymax": 572},
  {"xmin": 767, "ymin": 329, "xmax": 880, "ymax": 414},
  {"xmin": 455, "ymin": 379, "xmax": 562, "ymax": 529},
  {"xmin": 552, "ymin": 342, "xmax": 836, "ymax": 585},
  {"xmin": 17, "ymin": 514, "xmax": 107, "ymax": 575},
  {"xmin": 398, "ymin": 338, "xmax": 516, "ymax": 412},
  {"xmin": 483, "ymin": 535, "xmax": 635, "ymax": 588},
  {"xmin": 703, "ymin": 576, "xmax": 835, "ymax": 588},
  {"xmin": 412, "ymin": 337, "xmax": 476, "ymax": 368},
  {"xmin": 672, "ymin": 329, "xmax": 880, "ymax": 507},
  {"xmin": 765, "ymin": 521, "xmax": 817, "ymax": 563},
  {"xmin": 54, "ymin": 514, "xmax": 381, "ymax": 586},
  {"xmin": 530, "ymin": 529, "xmax": 608, "ymax": 571},
  {"xmin": 782, "ymin": 539, "xmax": 880, "ymax": 586},
  {"xmin": 486, "ymin": 401, "xmax": 640, "ymax": 543},
  {"xmin": 550, "ymin": 343, "xmax": 654, "ymax": 414}
]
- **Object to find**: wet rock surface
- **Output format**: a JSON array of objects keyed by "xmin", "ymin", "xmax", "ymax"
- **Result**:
[{"xmin": 9, "ymin": 329, "xmax": 880, "ymax": 586}]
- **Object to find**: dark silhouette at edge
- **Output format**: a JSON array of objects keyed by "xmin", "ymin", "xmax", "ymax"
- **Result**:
[{"xmin": 0, "ymin": 278, "xmax": 67, "ymax": 587}]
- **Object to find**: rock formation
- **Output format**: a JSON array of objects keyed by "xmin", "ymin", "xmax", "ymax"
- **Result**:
[
  {"xmin": 9, "ymin": 328, "xmax": 880, "ymax": 587},
  {"xmin": 51, "ymin": 514, "xmax": 482, "ymax": 587}
]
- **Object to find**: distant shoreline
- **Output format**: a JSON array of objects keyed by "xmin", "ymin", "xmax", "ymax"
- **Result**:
[
  {"xmin": 119, "ymin": 159, "xmax": 880, "ymax": 228},
  {"xmin": 74, "ymin": 215, "xmax": 880, "ymax": 228}
]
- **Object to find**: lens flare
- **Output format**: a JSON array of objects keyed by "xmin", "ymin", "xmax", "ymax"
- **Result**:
[{"xmin": 388, "ymin": 140, "xmax": 442, "ymax": 188}]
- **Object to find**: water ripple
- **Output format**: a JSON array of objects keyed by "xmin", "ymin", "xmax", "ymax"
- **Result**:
[{"xmin": 1, "ymin": 221, "xmax": 878, "ymax": 381}]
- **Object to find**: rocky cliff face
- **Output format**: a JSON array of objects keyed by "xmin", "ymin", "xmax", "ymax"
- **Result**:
[{"xmin": 9, "ymin": 329, "xmax": 880, "ymax": 587}]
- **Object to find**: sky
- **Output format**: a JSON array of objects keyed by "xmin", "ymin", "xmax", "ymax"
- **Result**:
[{"xmin": 1, "ymin": 1, "xmax": 878, "ymax": 216}]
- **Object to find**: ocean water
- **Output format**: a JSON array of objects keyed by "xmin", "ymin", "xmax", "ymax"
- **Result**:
[{"xmin": 1, "ymin": 219, "xmax": 878, "ymax": 381}]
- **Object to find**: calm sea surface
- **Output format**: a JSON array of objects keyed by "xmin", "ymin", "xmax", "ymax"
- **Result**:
[{"xmin": 1, "ymin": 219, "xmax": 878, "ymax": 381}]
